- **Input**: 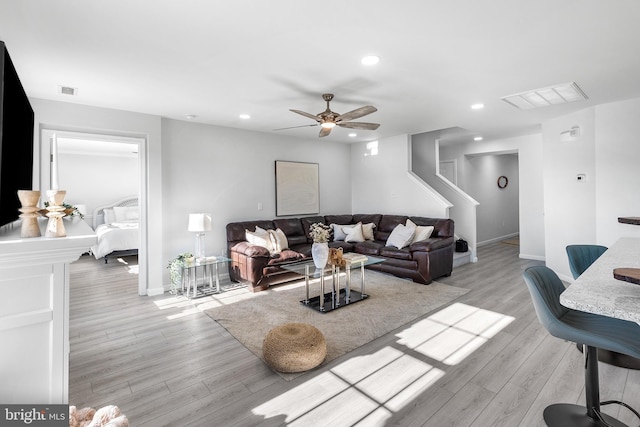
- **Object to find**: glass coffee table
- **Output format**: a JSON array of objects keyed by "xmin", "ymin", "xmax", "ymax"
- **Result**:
[{"xmin": 282, "ymin": 255, "xmax": 385, "ymax": 313}]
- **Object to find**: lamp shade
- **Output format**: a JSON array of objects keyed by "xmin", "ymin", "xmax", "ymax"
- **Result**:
[{"xmin": 188, "ymin": 213, "xmax": 212, "ymax": 232}]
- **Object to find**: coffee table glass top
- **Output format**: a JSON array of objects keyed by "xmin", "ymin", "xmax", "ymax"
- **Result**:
[{"xmin": 281, "ymin": 255, "xmax": 385, "ymax": 276}]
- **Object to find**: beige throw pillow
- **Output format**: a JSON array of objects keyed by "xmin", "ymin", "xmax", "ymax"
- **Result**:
[
  {"xmin": 362, "ymin": 222, "xmax": 376, "ymax": 240},
  {"xmin": 406, "ymin": 219, "xmax": 434, "ymax": 243},
  {"xmin": 245, "ymin": 226, "xmax": 275, "ymax": 253},
  {"xmin": 268, "ymin": 228, "xmax": 289, "ymax": 253}
]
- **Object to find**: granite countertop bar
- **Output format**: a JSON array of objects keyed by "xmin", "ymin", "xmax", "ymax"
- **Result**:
[{"xmin": 560, "ymin": 237, "xmax": 640, "ymax": 324}]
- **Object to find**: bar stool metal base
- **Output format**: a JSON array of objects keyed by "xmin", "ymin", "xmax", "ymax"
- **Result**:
[{"xmin": 543, "ymin": 403, "xmax": 628, "ymax": 427}]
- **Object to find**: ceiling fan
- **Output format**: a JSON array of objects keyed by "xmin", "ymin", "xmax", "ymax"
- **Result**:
[{"xmin": 277, "ymin": 93, "xmax": 380, "ymax": 137}]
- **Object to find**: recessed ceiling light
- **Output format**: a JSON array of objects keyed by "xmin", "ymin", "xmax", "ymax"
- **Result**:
[
  {"xmin": 185, "ymin": 114, "xmax": 197, "ymax": 120},
  {"xmin": 239, "ymin": 114, "xmax": 251, "ymax": 119},
  {"xmin": 471, "ymin": 103, "xmax": 485, "ymax": 110},
  {"xmin": 361, "ymin": 55, "xmax": 380, "ymax": 66},
  {"xmin": 501, "ymin": 82, "xmax": 588, "ymax": 110},
  {"xmin": 348, "ymin": 133, "xmax": 357, "ymax": 137},
  {"xmin": 474, "ymin": 136, "xmax": 483, "ymax": 141}
]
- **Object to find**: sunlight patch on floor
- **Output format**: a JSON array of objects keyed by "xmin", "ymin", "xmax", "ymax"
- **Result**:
[
  {"xmin": 253, "ymin": 302, "xmax": 514, "ymax": 425},
  {"xmin": 252, "ymin": 346, "xmax": 444, "ymax": 426},
  {"xmin": 396, "ymin": 302, "xmax": 515, "ymax": 365}
]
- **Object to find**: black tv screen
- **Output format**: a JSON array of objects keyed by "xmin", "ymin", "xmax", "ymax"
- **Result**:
[{"xmin": 0, "ymin": 41, "xmax": 35, "ymax": 228}]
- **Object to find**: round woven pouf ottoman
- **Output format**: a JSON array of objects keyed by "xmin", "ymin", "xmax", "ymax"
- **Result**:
[{"xmin": 263, "ymin": 323, "xmax": 327, "ymax": 373}]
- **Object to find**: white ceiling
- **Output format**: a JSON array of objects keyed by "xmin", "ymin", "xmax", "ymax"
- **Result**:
[{"xmin": 2, "ymin": 0, "xmax": 640, "ymax": 145}]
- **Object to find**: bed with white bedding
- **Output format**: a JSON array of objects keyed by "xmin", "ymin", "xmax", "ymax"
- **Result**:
[{"xmin": 90, "ymin": 196, "xmax": 139, "ymax": 263}]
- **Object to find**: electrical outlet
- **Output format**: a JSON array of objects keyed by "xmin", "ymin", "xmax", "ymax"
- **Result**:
[{"xmin": 257, "ymin": 202, "xmax": 263, "ymax": 211}]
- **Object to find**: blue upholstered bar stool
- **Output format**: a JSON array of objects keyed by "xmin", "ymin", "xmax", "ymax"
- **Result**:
[
  {"xmin": 523, "ymin": 266, "xmax": 640, "ymax": 427},
  {"xmin": 566, "ymin": 244, "xmax": 608, "ymax": 280}
]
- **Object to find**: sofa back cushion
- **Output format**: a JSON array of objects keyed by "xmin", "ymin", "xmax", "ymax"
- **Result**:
[
  {"xmin": 408, "ymin": 217, "xmax": 454, "ymax": 238},
  {"xmin": 300, "ymin": 215, "xmax": 326, "ymax": 243},
  {"xmin": 375, "ymin": 215, "xmax": 408, "ymax": 242},
  {"xmin": 226, "ymin": 220, "xmax": 275, "ymax": 248},
  {"xmin": 273, "ymin": 218, "xmax": 307, "ymax": 246}
]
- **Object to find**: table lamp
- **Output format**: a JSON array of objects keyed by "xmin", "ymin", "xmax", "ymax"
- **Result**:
[{"xmin": 188, "ymin": 213, "xmax": 212, "ymax": 259}]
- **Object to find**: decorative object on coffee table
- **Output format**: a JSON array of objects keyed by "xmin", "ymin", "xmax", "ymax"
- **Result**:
[
  {"xmin": 44, "ymin": 189, "xmax": 67, "ymax": 237},
  {"xmin": 309, "ymin": 222, "xmax": 330, "ymax": 268},
  {"xmin": 263, "ymin": 323, "xmax": 326, "ymax": 373},
  {"xmin": 17, "ymin": 190, "xmax": 41, "ymax": 238}
]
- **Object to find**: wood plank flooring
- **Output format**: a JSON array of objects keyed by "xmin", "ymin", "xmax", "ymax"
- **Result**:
[{"xmin": 68, "ymin": 243, "xmax": 640, "ymax": 426}]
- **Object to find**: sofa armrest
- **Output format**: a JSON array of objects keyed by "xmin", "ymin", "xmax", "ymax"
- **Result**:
[
  {"xmin": 230, "ymin": 241, "xmax": 270, "ymax": 258},
  {"xmin": 409, "ymin": 236, "xmax": 454, "ymax": 252}
]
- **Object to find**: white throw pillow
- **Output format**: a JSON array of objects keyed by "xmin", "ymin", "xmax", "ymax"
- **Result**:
[
  {"xmin": 331, "ymin": 223, "xmax": 356, "ymax": 241},
  {"xmin": 268, "ymin": 228, "xmax": 289, "ymax": 253},
  {"xmin": 113, "ymin": 206, "xmax": 139, "ymax": 222},
  {"xmin": 406, "ymin": 219, "xmax": 434, "ymax": 243},
  {"xmin": 386, "ymin": 224, "xmax": 416, "ymax": 249},
  {"xmin": 362, "ymin": 222, "xmax": 376, "ymax": 240},
  {"xmin": 245, "ymin": 226, "xmax": 275, "ymax": 253},
  {"xmin": 343, "ymin": 223, "xmax": 365, "ymax": 243},
  {"xmin": 103, "ymin": 208, "xmax": 116, "ymax": 225}
]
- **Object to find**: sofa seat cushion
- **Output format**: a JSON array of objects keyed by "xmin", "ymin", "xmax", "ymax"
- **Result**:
[
  {"xmin": 329, "ymin": 241, "xmax": 355, "ymax": 252},
  {"xmin": 379, "ymin": 246, "xmax": 413, "ymax": 260},
  {"xmin": 288, "ymin": 243, "xmax": 312, "ymax": 257},
  {"xmin": 410, "ymin": 237, "xmax": 455, "ymax": 252},
  {"xmin": 267, "ymin": 249, "xmax": 305, "ymax": 266},
  {"xmin": 354, "ymin": 241, "xmax": 384, "ymax": 256}
]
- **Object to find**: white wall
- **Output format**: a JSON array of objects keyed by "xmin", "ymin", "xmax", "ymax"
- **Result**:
[
  {"xmin": 161, "ymin": 118, "xmax": 352, "ymax": 286},
  {"xmin": 438, "ymin": 133, "xmax": 545, "ymax": 261},
  {"xmin": 58, "ymin": 152, "xmax": 138, "ymax": 224},
  {"xmin": 595, "ymin": 99, "xmax": 640, "ymax": 244},
  {"xmin": 465, "ymin": 153, "xmax": 519, "ymax": 244},
  {"xmin": 542, "ymin": 98, "xmax": 640, "ymax": 280},
  {"xmin": 29, "ymin": 98, "xmax": 163, "ymax": 296},
  {"xmin": 350, "ymin": 134, "xmax": 451, "ymax": 217}
]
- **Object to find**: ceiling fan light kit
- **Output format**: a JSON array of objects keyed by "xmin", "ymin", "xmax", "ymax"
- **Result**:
[{"xmin": 285, "ymin": 93, "xmax": 380, "ymax": 137}]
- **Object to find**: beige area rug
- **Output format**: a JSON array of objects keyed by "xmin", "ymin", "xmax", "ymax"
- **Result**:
[{"xmin": 198, "ymin": 271, "xmax": 468, "ymax": 380}]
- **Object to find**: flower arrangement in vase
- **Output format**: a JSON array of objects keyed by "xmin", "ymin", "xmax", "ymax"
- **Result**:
[{"xmin": 309, "ymin": 222, "xmax": 331, "ymax": 268}]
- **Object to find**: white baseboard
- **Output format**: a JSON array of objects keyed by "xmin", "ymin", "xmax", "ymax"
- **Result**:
[
  {"xmin": 477, "ymin": 232, "xmax": 519, "ymax": 247},
  {"xmin": 519, "ymin": 253, "xmax": 545, "ymax": 261}
]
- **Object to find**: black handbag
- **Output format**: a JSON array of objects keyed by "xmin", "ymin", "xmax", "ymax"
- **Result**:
[{"xmin": 455, "ymin": 239, "xmax": 468, "ymax": 253}]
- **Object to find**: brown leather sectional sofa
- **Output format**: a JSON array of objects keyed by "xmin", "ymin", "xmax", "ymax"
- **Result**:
[{"xmin": 226, "ymin": 214, "xmax": 455, "ymax": 292}]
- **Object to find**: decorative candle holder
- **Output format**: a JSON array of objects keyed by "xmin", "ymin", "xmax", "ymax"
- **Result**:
[
  {"xmin": 17, "ymin": 190, "xmax": 42, "ymax": 238},
  {"xmin": 45, "ymin": 190, "xmax": 67, "ymax": 238}
]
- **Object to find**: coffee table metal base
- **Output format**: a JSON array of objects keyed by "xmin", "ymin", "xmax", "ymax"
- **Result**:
[{"xmin": 301, "ymin": 289, "xmax": 368, "ymax": 313}]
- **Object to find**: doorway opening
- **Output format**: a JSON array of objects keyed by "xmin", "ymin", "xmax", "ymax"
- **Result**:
[{"xmin": 41, "ymin": 129, "xmax": 148, "ymax": 295}]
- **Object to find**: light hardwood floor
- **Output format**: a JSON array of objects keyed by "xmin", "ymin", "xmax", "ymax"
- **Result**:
[{"xmin": 69, "ymin": 243, "xmax": 640, "ymax": 426}]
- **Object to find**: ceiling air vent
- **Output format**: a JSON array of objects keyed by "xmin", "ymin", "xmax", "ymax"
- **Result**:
[
  {"xmin": 58, "ymin": 85, "xmax": 78, "ymax": 96},
  {"xmin": 501, "ymin": 82, "xmax": 588, "ymax": 110}
]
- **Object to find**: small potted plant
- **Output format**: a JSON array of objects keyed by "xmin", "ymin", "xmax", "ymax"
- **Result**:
[
  {"xmin": 167, "ymin": 252, "xmax": 194, "ymax": 294},
  {"xmin": 309, "ymin": 222, "xmax": 331, "ymax": 268}
]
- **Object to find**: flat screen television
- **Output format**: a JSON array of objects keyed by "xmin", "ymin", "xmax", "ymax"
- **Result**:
[{"xmin": 0, "ymin": 41, "xmax": 35, "ymax": 229}]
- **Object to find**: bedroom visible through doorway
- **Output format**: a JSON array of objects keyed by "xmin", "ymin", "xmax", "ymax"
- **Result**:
[{"xmin": 41, "ymin": 129, "xmax": 147, "ymax": 295}]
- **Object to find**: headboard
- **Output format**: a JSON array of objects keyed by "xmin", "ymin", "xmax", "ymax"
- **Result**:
[{"xmin": 92, "ymin": 196, "xmax": 139, "ymax": 229}]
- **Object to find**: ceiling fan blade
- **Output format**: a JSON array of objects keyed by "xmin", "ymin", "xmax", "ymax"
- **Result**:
[
  {"xmin": 290, "ymin": 109, "xmax": 320, "ymax": 122},
  {"xmin": 273, "ymin": 124, "xmax": 319, "ymax": 131},
  {"xmin": 336, "ymin": 105, "xmax": 377, "ymax": 122},
  {"xmin": 319, "ymin": 127, "xmax": 332, "ymax": 137},
  {"xmin": 337, "ymin": 121, "xmax": 380, "ymax": 130}
]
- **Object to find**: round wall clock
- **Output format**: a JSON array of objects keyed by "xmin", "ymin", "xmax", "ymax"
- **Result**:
[{"xmin": 497, "ymin": 175, "xmax": 508, "ymax": 189}]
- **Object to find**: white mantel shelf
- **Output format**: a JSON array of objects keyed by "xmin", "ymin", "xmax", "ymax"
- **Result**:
[{"xmin": 0, "ymin": 218, "xmax": 96, "ymax": 404}]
